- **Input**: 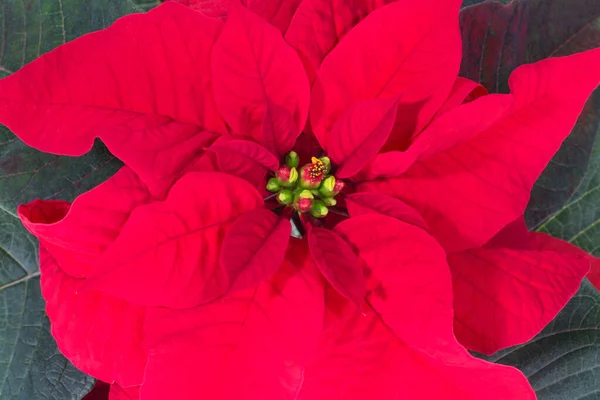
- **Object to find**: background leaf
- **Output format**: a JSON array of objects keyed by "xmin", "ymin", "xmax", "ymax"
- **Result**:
[
  {"xmin": 0, "ymin": 0, "xmax": 159, "ymax": 398},
  {"xmin": 537, "ymin": 128, "xmax": 600, "ymax": 260},
  {"xmin": 479, "ymin": 280, "xmax": 600, "ymax": 400},
  {"xmin": 461, "ymin": 0, "xmax": 510, "ymax": 8},
  {"xmin": 0, "ymin": 209, "xmax": 96, "ymax": 399},
  {"xmin": 135, "ymin": 1, "xmax": 162, "ymax": 11},
  {"xmin": 459, "ymin": 0, "xmax": 600, "ymax": 228},
  {"xmin": 0, "ymin": 132, "xmax": 122, "ymax": 214}
]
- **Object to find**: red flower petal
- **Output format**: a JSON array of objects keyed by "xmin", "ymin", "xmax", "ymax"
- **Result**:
[
  {"xmin": 298, "ymin": 214, "xmax": 534, "ymax": 399},
  {"xmin": 407, "ymin": 94, "xmax": 511, "ymax": 163},
  {"xmin": 84, "ymin": 172, "xmax": 263, "ymax": 308},
  {"xmin": 109, "ymin": 384, "xmax": 140, "ymax": 400},
  {"xmin": 171, "ymin": 0, "xmax": 302, "ymax": 33},
  {"xmin": 356, "ymin": 92, "xmax": 510, "ymax": 182},
  {"xmin": 362, "ymin": 49, "xmax": 600, "ymax": 252},
  {"xmin": 328, "ymin": 97, "xmax": 399, "ymax": 179},
  {"xmin": 170, "ymin": 0, "xmax": 232, "ymax": 17},
  {"xmin": 482, "ymin": 215, "xmax": 531, "ymax": 250},
  {"xmin": 345, "ymin": 192, "xmax": 426, "ymax": 229},
  {"xmin": 262, "ymin": 100, "xmax": 299, "ymax": 157},
  {"xmin": 18, "ymin": 167, "xmax": 151, "ymax": 278},
  {"xmin": 355, "ymin": 97, "xmax": 509, "ymax": 185},
  {"xmin": 208, "ymin": 138, "xmax": 279, "ymax": 171},
  {"xmin": 0, "ymin": 3, "xmax": 225, "ymax": 196},
  {"xmin": 141, "ymin": 240, "xmax": 324, "ymax": 399},
  {"xmin": 211, "ymin": 5, "xmax": 309, "ymax": 144},
  {"xmin": 40, "ymin": 247, "xmax": 147, "ymax": 387},
  {"xmin": 285, "ymin": 0, "xmax": 392, "ymax": 84},
  {"xmin": 206, "ymin": 138, "xmax": 273, "ymax": 194},
  {"xmin": 103, "ymin": 126, "xmax": 220, "ymax": 197},
  {"xmin": 487, "ymin": 217, "xmax": 600, "ymax": 288},
  {"xmin": 310, "ymin": 0, "xmax": 462, "ymax": 150},
  {"xmin": 437, "ymin": 77, "xmax": 488, "ymax": 115},
  {"xmin": 530, "ymin": 232, "xmax": 600, "ymax": 290},
  {"xmin": 450, "ymin": 222, "xmax": 591, "ymax": 354},
  {"xmin": 307, "ymin": 227, "xmax": 366, "ymax": 307},
  {"xmin": 352, "ymin": 150, "xmax": 412, "ymax": 181},
  {"xmin": 335, "ymin": 214, "xmax": 451, "ymax": 337},
  {"xmin": 220, "ymin": 209, "xmax": 291, "ymax": 293},
  {"xmin": 207, "ymin": 137, "xmax": 279, "ymax": 191},
  {"xmin": 243, "ymin": 0, "xmax": 303, "ymax": 34}
]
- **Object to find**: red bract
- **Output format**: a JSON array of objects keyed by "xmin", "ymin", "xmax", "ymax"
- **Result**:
[
  {"xmin": 0, "ymin": 0, "xmax": 598, "ymax": 398},
  {"xmin": 449, "ymin": 217, "xmax": 595, "ymax": 355},
  {"xmin": 170, "ymin": 0, "xmax": 302, "ymax": 33},
  {"xmin": 295, "ymin": 0, "xmax": 598, "ymax": 355}
]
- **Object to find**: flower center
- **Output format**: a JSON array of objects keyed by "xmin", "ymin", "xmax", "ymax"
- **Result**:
[
  {"xmin": 266, "ymin": 151, "xmax": 345, "ymax": 218},
  {"xmin": 306, "ymin": 157, "xmax": 326, "ymax": 182}
]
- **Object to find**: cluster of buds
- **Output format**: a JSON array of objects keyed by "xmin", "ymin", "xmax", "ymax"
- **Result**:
[{"xmin": 267, "ymin": 151, "xmax": 344, "ymax": 218}]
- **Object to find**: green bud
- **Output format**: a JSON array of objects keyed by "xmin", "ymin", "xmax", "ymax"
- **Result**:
[
  {"xmin": 311, "ymin": 200, "xmax": 329, "ymax": 218},
  {"xmin": 322, "ymin": 197, "xmax": 337, "ymax": 207},
  {"xmin": 285, "ymin": 151, "xmax": 299, "ymax": 168},
  {"xmin": 319, "ymin": 157, "xmax": 331, "ymax": 174},
  {"xmin": 297, "ymin": 189, "xmax": 314, "ymax": 199},
  {"xmin": 318, "ymin": 176, "xmax": 336, "ymax": 197},
  {"xmin": 266, "ymin": 177, "xmax": 280, "ymax": 192},
  {"xmin": 277, "ymin": 189, "xmax": 293, "ymax": 205},
  {"xmin": 288, "ymin": 167, "xmax": 299, "ymax": 185}
]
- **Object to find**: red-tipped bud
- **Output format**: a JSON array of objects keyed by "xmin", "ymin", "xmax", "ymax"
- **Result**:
[
  {"xmin": 276, "ymin": 166, "xmax": 298, "ymax": 187},
  {"xmin": 319, "ymin": 176, "xmax": 345, "ymax": 197},
  {"xmin": 294, "ymin": 190, "xmax": 314, "ymax": 212},
  {"xmin": 333, "ymin": 180, "xmax": 345, "ymax": 194},
  {"xmin": 318, "ymin": 176, "xmax": 336, "ymax": 197}
]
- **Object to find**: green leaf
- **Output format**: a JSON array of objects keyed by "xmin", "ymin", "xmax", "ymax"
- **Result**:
[
  {"xmin": 0, "ymin": 0, "xmax": 155, "ymax": 397},
  {"xmin": 0, "ymin": 208, "xmax": 97, "ymax": 400},
  {"xmin": 537, "ymin": 127, "xmax": 600, "ymax": 257},
  {"xmin": 0, "ymin": 0, "xmax": 144, "ymax": 76},
  {"xmin": 461, "ymin": 0, "xmax": 510, "ymax": 8},
  {"xmin": 458, "ymin": 0, "xmax": 600, "ymax": 227},
  {"xmin": 0, "ymin": 128, "xmax": 122, "ymax": 213},
  {"xmin": 134, "ymin": 0, "xmax": 162, "ymax": 12},
  {"xmin": 479, "ymin": 280, "xmax": 600, "ymax": 400}
]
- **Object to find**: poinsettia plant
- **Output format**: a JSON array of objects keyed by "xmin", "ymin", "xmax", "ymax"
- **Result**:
[{"xmin": 0, "ymin": 0, "xmax": 599, "ymax": 398}]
